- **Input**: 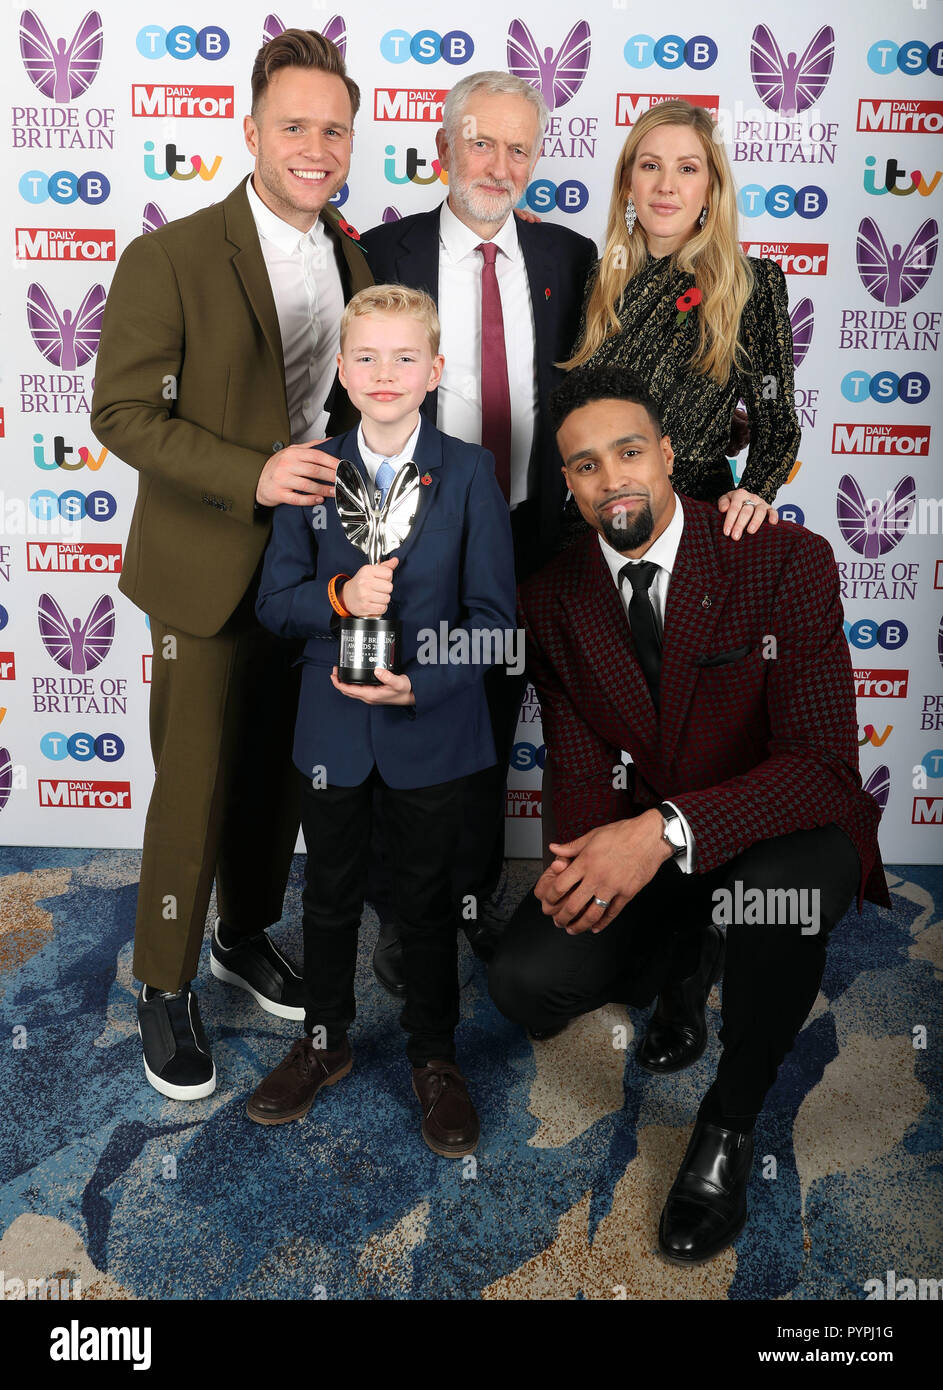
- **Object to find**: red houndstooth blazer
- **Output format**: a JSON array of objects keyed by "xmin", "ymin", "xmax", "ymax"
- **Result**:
[{"xmin": 518, "ymin": 496, "xmax": 890, "ymax": 909}]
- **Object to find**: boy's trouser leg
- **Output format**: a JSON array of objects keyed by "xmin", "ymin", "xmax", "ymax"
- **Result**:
[
  {"xmin": 384, "ymin": 777, "xmax": 467, "ymax": 1065},
  {"xmin": 298, "ymin": 770, "xmax": 374, "ymax": 1044},
  {"xmin": 133, "ymin": 601, "xmax": 301, "ymax": 992}
]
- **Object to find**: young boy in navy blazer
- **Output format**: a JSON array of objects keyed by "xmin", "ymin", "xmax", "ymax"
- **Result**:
[{"xmin": 248, "ymin": 285, "xmax": 516, "ymax": 1155}]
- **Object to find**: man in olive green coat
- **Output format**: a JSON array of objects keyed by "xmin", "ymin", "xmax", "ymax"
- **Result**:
[{"xmin": 91, "ymin": 30, "xmax": 372, "ymax": 1101}]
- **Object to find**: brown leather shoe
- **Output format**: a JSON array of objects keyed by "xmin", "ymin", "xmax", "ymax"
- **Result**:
[
  {"xmin": 411, "ymin": 1059, "xmax": 480, "ymax": 1157},
  {"xmin": 247, "ymin": 1036, "xmax": 352, "ymax": 1125}
]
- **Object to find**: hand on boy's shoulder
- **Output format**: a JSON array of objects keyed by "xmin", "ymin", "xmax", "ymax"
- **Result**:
[
  {"xmin": 331, "ymin": 665, "xmax": 414, "ymax": 706},
  {"xmin": 256, "ymin": 440, "xmax": 339, "ymax": 508}
]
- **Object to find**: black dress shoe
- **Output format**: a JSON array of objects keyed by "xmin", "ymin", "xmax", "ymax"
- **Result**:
[
  {"xmin": 658, "ymin": 1120, "xmax": 754, "ymax": 1264},
  {"xmin": 372, "ymin": 919, "xmax": 406, "ymax": 997},
  {"xmin": 636, "ymin": 923, "xmax": 725, "ymax": 1074}
]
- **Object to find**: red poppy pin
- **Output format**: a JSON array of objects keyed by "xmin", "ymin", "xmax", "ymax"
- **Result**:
[
  {"xmin": 421, "ymin": 473, "xmax": 432, "ymax": 486},
  {"xmin": 675, "ymin": 286, "xmax": 702, "ymax": 325},
  {"xmin": 545, "ymin": 287, "xmax": 551, "ymax": 300},
  {"xmin": 337, "ymin": 217, "xmax": 361, "ymax": 241}
]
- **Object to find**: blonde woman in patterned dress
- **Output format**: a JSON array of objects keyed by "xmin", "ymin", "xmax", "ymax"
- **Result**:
[{"xmin": 565, "ymin": 99, "xmax": 800, "ymax": 540}]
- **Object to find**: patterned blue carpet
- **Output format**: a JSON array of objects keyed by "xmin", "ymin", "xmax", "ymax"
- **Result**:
[{"xmin": 0, "ymin": 848, "xmax": 940, "ymax": 1300}]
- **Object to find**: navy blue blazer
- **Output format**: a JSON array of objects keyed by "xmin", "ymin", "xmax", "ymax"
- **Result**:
[
  {"xmin": 256, "ymin": 418, "xmax": 516, "ymax": 789},
  {"xmin": 359, "ymin": 204, "xmax": 597, "ymax": 573}
]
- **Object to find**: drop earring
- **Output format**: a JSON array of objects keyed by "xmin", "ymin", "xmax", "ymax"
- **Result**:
[
  {"xmin": 699, "ymin": 206, "xmax": 708, "ymax": 227},
  {"xmin": 624, "ymin": 197, "xmax": 637, "ymax": 235}
]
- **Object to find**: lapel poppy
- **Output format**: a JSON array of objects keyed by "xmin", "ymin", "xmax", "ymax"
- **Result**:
[{"xmin": 674, "ymin": 286, "xmax": 702, "ymax": 325}]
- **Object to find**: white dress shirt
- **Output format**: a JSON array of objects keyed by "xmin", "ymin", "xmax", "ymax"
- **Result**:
[
  {"xmin": 246, "ymin": 175, "xmax": 344, "ymax": 444},
  {"xmin": 435, "ymin": 199, "xmax": 537, "ymax": 509},
  {"xmin": 597, "ymin": 496, "xmax": 696, "ymax": 872},
  {"xmin": 356, "ymin": 418, "xmax": 422, "ymax": 498}
]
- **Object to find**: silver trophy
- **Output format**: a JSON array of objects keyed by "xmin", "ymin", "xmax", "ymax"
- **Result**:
[{"xmin": 334, "ymin": 457, "xmax": 422, "ymax": 684}]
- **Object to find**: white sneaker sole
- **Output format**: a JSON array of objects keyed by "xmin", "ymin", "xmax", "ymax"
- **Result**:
[
  {"xmin": 138, "ymin": 1023, "xmax": 217, "ymax": 1100},
  {"xmin": 210, "ymin": 955, "xmax": 305, "ymax": 1020}
]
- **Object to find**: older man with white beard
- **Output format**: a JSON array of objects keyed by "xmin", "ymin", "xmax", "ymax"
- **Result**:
[{"xmin": 359, "ymin": 71, "xmax": 597, "ymax": 990}]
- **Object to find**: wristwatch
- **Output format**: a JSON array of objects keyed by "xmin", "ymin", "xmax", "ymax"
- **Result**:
[{"xmin": 657, "ymin": 802, "xmax": 687, "ymax": 860}]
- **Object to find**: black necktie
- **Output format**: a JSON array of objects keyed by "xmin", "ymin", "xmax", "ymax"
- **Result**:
[{"xmin": 620, "ymin": 560, "xmax": 662, "ymax": 707}]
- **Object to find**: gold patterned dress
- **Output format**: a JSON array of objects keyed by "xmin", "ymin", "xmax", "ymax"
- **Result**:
[{"xmin": 575, "ymin": 253, "xmax": 800, "ymax": 504}]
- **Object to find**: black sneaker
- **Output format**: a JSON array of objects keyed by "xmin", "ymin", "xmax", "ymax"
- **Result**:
[
  {"xmin": 137, "ymin": 983, "xmax": 216, "ymax": 1100},
  {"xmin": 209, "ymin": 918, "xmax": 305, "ymax": 1020}
]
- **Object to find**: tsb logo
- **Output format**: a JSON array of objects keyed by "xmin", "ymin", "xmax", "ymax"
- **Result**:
[
  {"xmin": 510, "ymin": 741, "xmax": 546, "ymax": 771},
  {"xmin": 866, "ymin": 40, "xmax": 943, "ymax": 76},
  {"xmin": 738, "ymin": 184, "xmax": 827, "ymax": 218},
  {"xmin": 380, "ymin": 30, "xmax": 474, "ymax": 65},
  {"xmin": 18, "ymin": 171, "xmax": 109, "ymax": 205},
  {"xmin": 30, "ymin": 490, "xmax": 117, "ymax": 523},
  {"xmin": 40, "ymin": 732, "xmax": 125, "ymax": 762},
  {"xmin": 624, "ymin": 35, "xmax": 717, "ymax": 70},
  {"xmin": 845, "ymin": 618, "xmax": 909, "ymax": 650},
  {"xmin": 841, "ymin": 370, "xmax": 930, "ymax": 404},
  {"xmin": 136, "ymin": 25, "xmax": 230, "ymax": 61},
  {"xmin": 518, "ymin": 179, "xmax": 589, "ymax": 214}
]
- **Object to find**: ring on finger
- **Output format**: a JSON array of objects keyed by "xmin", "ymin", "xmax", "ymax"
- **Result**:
[{"xmin": 592, "ymin": 896, "xmax": 610, "ymax": 908}]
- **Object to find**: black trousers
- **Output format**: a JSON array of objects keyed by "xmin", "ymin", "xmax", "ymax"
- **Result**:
[
  {"xmin": 298, "ymin": 766, "xmax": 466, "ymax": 1065},
  {"xmin": 489, "ymin": 824, "xmax": 860, "ymax": 1117}
]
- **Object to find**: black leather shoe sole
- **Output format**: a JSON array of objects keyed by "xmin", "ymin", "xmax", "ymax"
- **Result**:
[
  {"xmin": 636, "ymin": 1031, "xmax": 709, "ymax": 1075},
  {"xmin": 657, "ymin": 1210, "xmax": 747, "ymax": 1265},
  {"xmin": 636, "ymin": 927, "xmax": 725, "ymax": 1074}
]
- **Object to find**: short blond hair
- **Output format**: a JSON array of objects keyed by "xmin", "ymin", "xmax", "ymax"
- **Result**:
[{"xmin": 340, "ymin": 284, "xmax": 440, "ymax": 355}]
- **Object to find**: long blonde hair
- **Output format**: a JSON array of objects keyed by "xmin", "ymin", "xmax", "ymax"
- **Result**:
[{"xmin": 565, "ymin": 100, "xmax": 752, "ymax": 385}]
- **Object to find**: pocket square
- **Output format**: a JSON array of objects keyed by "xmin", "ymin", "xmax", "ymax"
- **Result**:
[{"xmin": 694, "ymin": 644, "xmax": 754, "ymax": 669}]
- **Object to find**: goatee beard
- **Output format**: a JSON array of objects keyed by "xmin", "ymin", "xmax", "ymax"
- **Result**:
[{"xmin": 599, "ymin": 500, "xmax": 655, "ymax": 551}]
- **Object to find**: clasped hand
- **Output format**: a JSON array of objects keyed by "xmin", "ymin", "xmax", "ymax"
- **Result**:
[{"xmin": 535, "ymin": 810, "xmax": 673, "ymax": 935}]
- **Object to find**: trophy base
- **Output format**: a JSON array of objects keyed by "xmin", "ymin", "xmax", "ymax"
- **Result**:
[{"xmin": 338, "ymin": 617, "xmax": 400, "ymax": 686}]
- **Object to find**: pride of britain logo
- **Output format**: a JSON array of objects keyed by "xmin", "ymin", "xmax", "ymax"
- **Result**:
[
  {"xmin": 26, "ymin": 283, "xmax": 105, "ymax": 369},
  {"xmin": 19, "ymin": 9, "xmax": 103, "ymax": 102},
  {"xmin": 38, "ymin": 593, "xmax": 114, "ymax": 674},
  {"xmin": 750, "ymin": 24, "xmax": 834, "ymax": 113}
]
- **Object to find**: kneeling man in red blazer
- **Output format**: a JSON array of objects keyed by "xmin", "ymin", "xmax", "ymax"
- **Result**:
[{"xmin": 489, "ymin": 366, "xmax": 889, "ymax": 1264}]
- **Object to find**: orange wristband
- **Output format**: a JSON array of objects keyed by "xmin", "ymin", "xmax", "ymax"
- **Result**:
[{"xmin": 328, "ymin": 573, "xmax": 351, "ymax": 618}]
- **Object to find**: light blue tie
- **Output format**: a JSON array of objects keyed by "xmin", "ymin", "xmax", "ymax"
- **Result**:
[{"xmin": 375, "ymin": 458, "xmax": 396, "ymax": 507}]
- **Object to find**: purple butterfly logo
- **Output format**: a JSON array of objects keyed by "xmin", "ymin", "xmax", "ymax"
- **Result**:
[
  {"xmin": 143, "ymin": 202, "xmax": 167, "ymax": 235},
  {"xmin": 862, "ymin": 765, "xmax": 890, "ymax": 815},
  {"xmin": 837, "ymin": 475, "xmax": 916, "ymax": 559},
  {"xmin": 38, "ymin": 593, "xmax": 115, "ymax": 674},
  {"xmin": 0, "ymin": 748, "xmax": 11, "ymax": 814},
  {"xmin": 263, "ymin": 13, "xmax": 346, "ymax": 58},
  {"xmin": 27, "ymin": 282, "xmax": 105, "ymax": 370},
  {"xmin": 857, "ymin": 217, "xmax": 937, "ymax": 307},
  {"xmin": 20, "ymin": 9, "xmax": 103, "ymax": 103},
  {"xmin": 381, "ymin": 206, "xmax": 401, "ymax": 223},
  {"xmin": 750, "ymin": 24, "xmax": 833, "ymax": 114},
  {"xmin": 790, "ymin": 296, "xmax": 814, "ymax": 369},
  {"xmin": 507, "ymin": 20, "xmax": 591, "ymax": 111}
]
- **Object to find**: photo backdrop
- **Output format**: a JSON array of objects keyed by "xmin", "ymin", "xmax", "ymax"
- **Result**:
[{"xmin": 1, "ymin": 0, "xmax": 941, "ymax": 861}]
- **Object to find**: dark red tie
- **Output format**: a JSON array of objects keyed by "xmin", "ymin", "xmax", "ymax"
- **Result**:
[{"xmin": 477, "ymin": 241, "xmax": 511, "ymax": 503}]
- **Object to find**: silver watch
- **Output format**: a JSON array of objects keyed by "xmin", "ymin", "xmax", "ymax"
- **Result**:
[{"xmin": 658, "ymin": 802, "xmax": 687, "ymax": 858}]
